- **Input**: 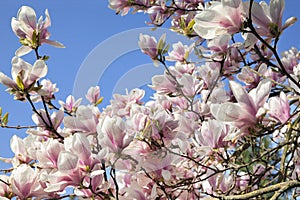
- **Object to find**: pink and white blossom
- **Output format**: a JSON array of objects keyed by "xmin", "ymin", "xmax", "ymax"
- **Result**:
[
  {"xmin": 0, "ymin": 57, "xmax": 47, "ymax": 100},
  {"xmin": 85, "ymin": 86, "xmax": 102, "ymax": 105},
  {"xmin": 10, "ymin": 164, "xmax": 44, "ymax": 198},
  {"xmin": 244, "ymin": 0, "xmax": 297, "ymax": 37},
  {"xmin": 59, "ymin": 95, "xmax": 82, "ymax": 113},
  {"xmin": 267, "ymin": 91, "xmax": 290, "ymax": 124},
  {"xmin": 193, "ymin": 0, "xmax": 245, "ymax": 39},
  {"xmin": 211, "ymin": 79, "xmax": 272, "ymax": 137},
  {"xmin": 11, "ymin": 6, "xmax": 64, "ymax": 56}
]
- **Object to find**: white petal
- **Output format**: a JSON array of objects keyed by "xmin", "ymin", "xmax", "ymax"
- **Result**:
[
  {"xmin": 211, "ymin": 103, "xmax": 241, "ymax": 122},
  {"xmin": 15, "ymin": 46, "xmax": 32, "ymax": 57},
  {"xmin": 32, "ymin": 60, "xmax": 48, "ymax": 79},
  {"xmin": 18, "ymin": 6, "xmax": 36, "ymax": 29},
  {"xmin": 41, "ymin": 39, "xmax": 65, "ymax": 48},
  {"xmin": 0, "ymin": 72, "xmax": 16, "ymax": 88},
  {"xmin": 57, "ymin": 151, "xmax": 78, "ymax": 171}
]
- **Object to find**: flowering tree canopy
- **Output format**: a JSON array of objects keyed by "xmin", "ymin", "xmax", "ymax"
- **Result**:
[{"xmin": 0, "ymin": 0, "xmax": 300, "ymax": 199}]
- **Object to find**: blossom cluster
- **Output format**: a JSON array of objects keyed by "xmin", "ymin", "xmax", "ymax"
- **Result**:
[{"xmin": 0, "ymin": 0, "xmax": 299, "ymax": 199}]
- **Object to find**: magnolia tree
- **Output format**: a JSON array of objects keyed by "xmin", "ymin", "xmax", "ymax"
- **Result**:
[{"xmin": 0, "ymin": 0, "xmax": 299, "ymax": 199}]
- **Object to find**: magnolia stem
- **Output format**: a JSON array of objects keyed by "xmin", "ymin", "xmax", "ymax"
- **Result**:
[{"xmin": 219, "ymin": 180, "xmax": 300, "ymax": 200}]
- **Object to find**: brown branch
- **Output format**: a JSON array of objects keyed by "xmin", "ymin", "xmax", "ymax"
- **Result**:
[{"xmin": 219, "ymin": 180, "xmax": 300, "ymax": 200}]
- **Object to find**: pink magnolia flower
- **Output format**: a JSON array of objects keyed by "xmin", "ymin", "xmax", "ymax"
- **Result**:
[
  {"xmin": 166, "ymin": 41, "xmax": 193, "ymax": 62},
  {"xmin": 138, "ymin": 33, "xmax": 167, "ymax": 66},
  {"xmin": 211, "ymin": 79, "xmax": 271, "ymax": 137},
  {"xmin": 11, "ymin": 6, "xmax": 65, "ymax": 56},
  {"xmin": 237, "ymin": 67, "xmax": 260, "ymax": 87},
  {"xmin": 33, "ymin": 79, "xmax": 59, "ymax": 102},
  {"xmin": 44, "ymin": 151, "xmax": 84, "ymax": 193},
  {"xmin": 147, "ymin": 4, "xmax": 169, "ymax": 26},
  {"xmin": 97, "ymin": 115, "xmax": 132, "ymax": 153},
  {"xmin": 59, "ymin": 95, "xmax": 82, "ymax": 113},
  {"xmin": 74, "ymin": 169, "xmax": 107, "ymax": 197},
  {"xmin": 207, "ymin": 34, "xmax": 231, "ymax": 54},
  {"xmin": 0, "ymin": 57, "xmax": 47, "ymax": 100},
  {"xmin": 244, "ymin": 0, "xmax": 297, "ymax": 37},
  {"xmin": 267, "ymin": 91, "xmax": 290, "ymax": 124},
  {"xmin": 0, "ymin": 175, "xmax": 12, "ymax": 199},
  {"xmin": 193, "ymin": 0, "xmax": 245, "ymax": 39},
  {"xmin": 64, "ymin": 133, "xmax": 95, "ymax": 169},
  {"xmin": 171, "ymin": 12, "xmax": 198, "ymax": 37},
  {"xmin": 10, "ymin": 135, "xmax": 34, "ymax": 166},
  {"xmin": 10, "ymin": 164, "xmax": 44, "ymax": 199},
  {"xmin": 177, "ymin": 74, "xmax": 198, "ymax": 97},
  {"xmin": 36, "ymin": 138, "xmax": 65, "ymax": 168},
  {"xmin": 196, "ymin": 119, "xmax": 228, "ymax": 151},
  {"xmin": 108, "ymin": 0, "xmax": 131, "ymax": 16},
  {"xmin": 109, "ymin": 88, "xmax": 145, "ymax": 117},
  {"xmin": 85, "ymin": 86, "xmax": 102, "ymax": 105},
  {"xmin": 63, "ymin": 105, "xmax": 100, "ymax": 135},
  {"xmin": 150, "ymin": 73, "xmax": 177, "ymax": 94},
  {"xmin": 45, "ymin": 134, "xmax": 100, "ymax": 193},
  {"xmin": 281, "ymin": 47, "xmax": 300, "ymax": 74}
]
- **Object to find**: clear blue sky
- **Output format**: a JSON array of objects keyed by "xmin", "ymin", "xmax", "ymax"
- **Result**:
[{"xmin": 0, "ymin": 1, "xmax": 299, "ymax": 170}]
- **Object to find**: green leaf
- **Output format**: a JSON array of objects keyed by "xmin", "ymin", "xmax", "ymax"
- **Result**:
[
  {"xmin": 157, "ymin": 33, "xmax": 166, "ymax": 54},
  {"xmin": 186, "ymin": 19, "xmax": 195, "ymax": 31},
  {"xmin": 161, "ymin": 44, "xmax": 170, "ymax": 55},
  {"xmin": 16, "ymin": 75, "xmax": 25, "ymax": 90},
  {"xmin": 2, "ymin": 113, "xmax": 8, "ymax": 125},
  {"xmin": 42, "ymin": 55, "xmax": 50, "ymax": 61},
  {"xmin": 180, "ymin": 17, "xmax": 186, "ymax": 29}
]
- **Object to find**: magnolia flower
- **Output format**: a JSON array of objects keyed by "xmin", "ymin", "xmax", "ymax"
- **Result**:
[
  {"xmin": 211, "ymin": 79, "xmax": 271, "ymax": 138},
  {"xmin": 0, "ymin": 175, "xmax": 12, "ymax": 199},
  {"xmin": 32, "ymin": 79, "xmax": 59, "ymax": 102},
  {"xmin": 10, "ymin": 135, "xmax": 33, "ymax": 165},
  {"xmin": 44, "ymin": 151, "xmax": 84, "ymax": 193},
  {"xmin": 138, "ymin": 33, "xmax": 167, "ymax": 66},
  {"xmin": 85, "ymin": 86, "xmax": 103, "ymax": 105},
  {"xmin": 108, "ymin": 0, "xmax": 131, "ymax": 16},
  {"xmin": 244, "ymin": 0, "xmax": 297, "ymax": 37},
  {"xmin": 11, "ymin": 6, "xmax": 65, "ymax": 56},
  {"xmin": 166, "ymin": 41, "xmax": 193, "ymax": 62},
  {"xmin": 202, "ymin": 171, "xmax": 233, "ymax": 195},
  {"xmin": 36, "ymin": 138, "xmax": 65, "ymax": 168},
  {"xmin": 109, "ymin": 88, "xmax": 145, "ymax": 117},
  {"xmin": 64, "ymin": 105, "xmax": 100, "ymax": 135},
  {"xmin": 207, "ymin": 34, "xmax": 231, "ymax": 53},
  {"xmin": 193, "ymin": 0, "xmax": 245, "ymax": 39},
  {"xmin": 147, "ymin": 4, "xmax": 169, "ymax": 26},
  {"xmin": 281, "ymin": 47, "xmax": 300, "ymax": 74},
  {"xmin": 0, "ymin": 57, "xmax": 47, "ymax": 100},
  {"xmin": 59, "ymin": 95, "xmax": 82, "ymax": 113},
  {"xmin": 64, "ymin": 133, "xmax": 94, "ymax": 168},
  {"xmin": 267, "ymin": 91, "xmax": 290, "ymax": 124},
  {"xmin": 150, "ymin": 73, "xmax": 177, "ymax": 94},
  {"xmin": 97, "ymin": 115, "xmax": 132, "ymax": 153},
  {"xmin": 11, "ymin": 164, "xmax": 44, "ymax": 198},
  {"xmin": 196, "ymin": 119, "xmax": 228, "ymax": 150}
]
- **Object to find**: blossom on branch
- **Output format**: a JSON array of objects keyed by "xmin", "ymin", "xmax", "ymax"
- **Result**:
[
  {"xmin": 11, "ymin": 6, "xmax": 65, "ymax": 56},
  {"xmin": 244, "ymin": 0, "xmax": 297, "ymax": 38},
  {"xmin": 0, "ymin": 57, "xmax": 47, "ymax": 101},
  {"xmin": 193, "ymin": 0, "xmax": 245, "ymax": 39}
]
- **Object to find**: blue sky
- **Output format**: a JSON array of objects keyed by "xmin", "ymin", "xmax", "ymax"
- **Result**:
[{"xmin": 0, "ymin": 0, "xmax": 299, "ymax": 170}]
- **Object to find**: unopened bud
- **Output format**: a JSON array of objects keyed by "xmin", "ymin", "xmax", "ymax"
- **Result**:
[{"xmin": 282, "ymin": 17, "xmax": 297, "ymax": 31}]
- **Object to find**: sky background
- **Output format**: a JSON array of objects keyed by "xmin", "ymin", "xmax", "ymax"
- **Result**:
[{"xmin": 0, "ymin": 0, "xmax": 299, "ymax": 170}]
